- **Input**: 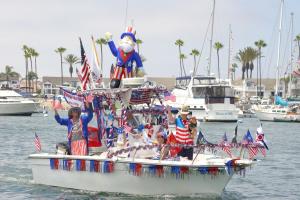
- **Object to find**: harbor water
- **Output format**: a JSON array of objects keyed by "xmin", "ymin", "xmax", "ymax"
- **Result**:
[{"xmin": 0, "ymin": 112, "xmax": 299, "ymax": 200}]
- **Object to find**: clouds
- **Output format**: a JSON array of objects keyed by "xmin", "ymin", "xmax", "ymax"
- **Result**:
[{"xmin": 0, "ymin": 0, "xmax": 299, "ymax": 79}]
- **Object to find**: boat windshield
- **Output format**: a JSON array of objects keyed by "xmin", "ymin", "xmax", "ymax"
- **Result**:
[
  {"xmin": 192, "ymin": 77, "xmax": 216, "ymax": 85},
  {"xmin": 192, "ymin": 86, "xmax": 234, "ymax": 98},
  {"xmin": 175, "ymin": 76, "xmax": 191, "ymax": 87}
]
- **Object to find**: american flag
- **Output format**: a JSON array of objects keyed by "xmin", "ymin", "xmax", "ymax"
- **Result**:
[
  {"xmin": 220, "ymin": 133, "xmax": 232, "ymax": 157},
  {"xmin": 34, "ymin": 133, "xmax": 41, "ymax": 152},
  {"xmin": 164, "ymin": 91, "xmax": 176, "ymax": 102},
  {"xmin": 242, "ymin": 130, "xmax": 258, "ymax": 159},
  {"xmin": 175, "ymin": 121, "xmax": 193, "ymax": 144},
  {"xmin": 248, "ymin": 144, "xmax": 258, "ymax": 159},
  {"xmin": 130, "ymin": 89, "xmax": 151, "ymax": 104},
  {"xmin": 79, "ymin": 38, "xmax": 91, "ymax": 90}
]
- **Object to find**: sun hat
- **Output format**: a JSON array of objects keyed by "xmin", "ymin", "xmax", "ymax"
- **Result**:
[{"xmin": 180, "ymin": 105, "xmax": 189, "ymax": 115}]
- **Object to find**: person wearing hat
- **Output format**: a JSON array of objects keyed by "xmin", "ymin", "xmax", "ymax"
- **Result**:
[
  {"xmin": 156, "ymin": 131, "xmax": 169, "ymax": 160},
  {"xmin": 105, "ymin": 26, "xmax": 145, "ymax": 88},
  {"xmin": 54, "ymin": 101, "xmax": 93, "ymax": 156},
  {"xmin": 174, "ymin": 105, "xmax": 195, "ymax": 160}
]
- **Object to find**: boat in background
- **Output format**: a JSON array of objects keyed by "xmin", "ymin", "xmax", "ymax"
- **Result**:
[
  {"xmin": 0, "ymin": 90, "xmax": 38, "ymax": 116},
  {"xmin": 167, "ymin": 75, "xmax": 239, "ymax": 122}
]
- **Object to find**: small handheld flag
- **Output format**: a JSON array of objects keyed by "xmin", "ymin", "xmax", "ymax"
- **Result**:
[
  {"xmin": 220, "ymin": 132, "xmax": 232, "ymax": 157},
  {"xmin": 34, "ymin": 133, "xmax": 42, "ymax": 152}
]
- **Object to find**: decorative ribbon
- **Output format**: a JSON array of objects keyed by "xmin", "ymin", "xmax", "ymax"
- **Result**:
[{"xmin": 50, "ymin": 158, "xmax": 59, "ymax": 170}]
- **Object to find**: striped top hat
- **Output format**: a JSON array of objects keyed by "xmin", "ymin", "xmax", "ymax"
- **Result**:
[{"xmin": 121, "ymin": 26, "xmax": 137, "ymax": 42}]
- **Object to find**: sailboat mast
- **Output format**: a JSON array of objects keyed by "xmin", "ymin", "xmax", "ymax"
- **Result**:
[
  {"xmin": 288, "ymin": 12, "xmax": 294, "ymax": 97},
  {"xmin": 227, "ymin": 24, "xmax": 232, "ymax": 79},
  {"xmin": 208, "ymin": 0, "xmax": 216, "ymax": 76},
  {"xmin": 275, "ymin": 0, "xmax": 284, "ymax": 96}
]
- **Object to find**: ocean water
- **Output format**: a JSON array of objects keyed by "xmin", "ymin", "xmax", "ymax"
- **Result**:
[{"xmin": 0, "ymin": 112, "xmax": 299, "ymax": 200}]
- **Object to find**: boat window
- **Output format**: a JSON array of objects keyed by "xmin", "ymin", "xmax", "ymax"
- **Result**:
[
  {"xmin": 272, "ymin": 110, "xmax": 276, "ymax": 112},
  {"xmin": 191, "ymin": 87, "xmax": 207, "ymax": 98},
  {"xmin": 176, "ymin": 78, "xmax": 190, "ymax": 87},
  {"xmin": 193, "ymin": 77, "xmax": 216, "ymax": 85}
]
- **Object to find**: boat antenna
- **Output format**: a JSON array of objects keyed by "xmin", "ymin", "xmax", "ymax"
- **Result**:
[
  {"xmin": 207, "ymin": 0, "xmax": 216, "ymax": 76},
  {"xmin": 288, "ymin": 12, "xmax": 294, "ymax": 98},
  {"xmin": 194, "ymin": 12, "xmax": 212, "ymax": 75},
  {"xmin": 275, "ymin": 0, "xmax": 284, "ymax": 97},
  {"xmin": 227, "ymin": 24, "xmax": 233, "ymax": 79},
  {"xmin": 124, "ymin": 0, "xmax": 129, "ymax": 29}
]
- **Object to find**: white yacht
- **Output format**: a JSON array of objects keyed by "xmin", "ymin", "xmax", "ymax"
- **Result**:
[
  {"xmin": 166, "ymin": 75, "xmax": 239, "ymax": 122},
  {"xmin": 0, "ymin": 90, "xmax": 38, "ymax": 116}
]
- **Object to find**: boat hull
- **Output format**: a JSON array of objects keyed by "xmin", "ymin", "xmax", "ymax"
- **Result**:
[
  {"xmin": 0, "ymin": 101, "xmax": 37, "ymax": 116},
  {"xmin": 255, "ymin": 111, "xmax": 285, "ymax": 121},
  {"xmin": 29, "ymin": 155, "xmax": 233, "ymax": 196},
  {"xmin": 205, "ymin": 110, "xmax": 239, "ymax": 122}
]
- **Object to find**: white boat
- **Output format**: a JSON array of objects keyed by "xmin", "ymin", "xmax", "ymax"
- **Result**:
[
  {"xmin": 29, "ymin": 152, "xmax": 253, "ymax": 196},
  {"xmin": 0, "ymin": 90, "xmax": 38, "ymax": 116},
  {"xmin": 167, "ymin": 75, "xmax": 239, "ymax": 122},
  {"xmin": 255, "ymin": 105, "xmax": 288, "ymax": 121}
]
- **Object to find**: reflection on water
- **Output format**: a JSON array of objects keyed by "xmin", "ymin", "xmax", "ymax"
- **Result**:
[{"xmin": 0, "ymin": 113, "xmax": 299, "ymax": 199}]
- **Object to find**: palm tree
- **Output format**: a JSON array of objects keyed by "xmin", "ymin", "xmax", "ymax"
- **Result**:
[
  {"xmin": 190, "ymin": 49, "xmax": 200, "ymax": 76},
  {"xmin": 28, "ymin": 48, "xmax": 35, "ymax": 72},
  {"xmin": 179, "ymin": 53, "xmax": 187, "ymax": 77},
  {"xmin": 255, "ymin": 40, "xmax": 267, "ymax": 97},
  {"xmin": 136, "ymin": 38, "xmax": 143, "ymax": 54},
  {"xmin": 235, "ymin": 49, "xmax": 247, "ymax": 80},
  {"xmin": 64, "ymin": 54, "xmax": 80, "ymax": 78},
  {"xmin": 22, "ymin": 45, "xmax": 30, "ymax": 92},
  {"xmin": 55, "ymin": 47, "xmax": 67, "ymax": 85},
  {"xmin": 244, "ymin": 47, "xmax": 258, "ymax": 79},
  {"xmin": 231, "ymin": 63, "xmax": 238, "ymax": 80},
  {"xmin": 0, "ymin": 65, "xmax": 19, "ymax": 88},
  {"xmin": 295, "ymin": 34, "xmax": 300, "ymax": 59},
  {"xmin": 175, "ymin": 39, "xmax": 185, "ymax": 77},
  {"xmin": 31, "ymin": 49, "xmax": 39, "ymax": 92},
  {"xmin": 96, "ymin": 38, "xmax": 108, "ymax": 72},
  {"xmin": 214, "ymin": 42, "xmax": 224, "ymax": 82},
  {"xmin": 27, "ymin": 71, "xmax": 38, "ymax": 93}
]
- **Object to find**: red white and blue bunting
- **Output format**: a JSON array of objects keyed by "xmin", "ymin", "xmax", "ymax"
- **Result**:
[{"xmin": 49, "ymin": 159, "xmax": 114, "ymax": 173}]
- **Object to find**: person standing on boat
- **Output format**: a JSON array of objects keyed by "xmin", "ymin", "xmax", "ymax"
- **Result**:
[
  {"xmin": 105, "ymin": 26, "xmax": 145, "ymax": 88},
  {"xmin": 174, "ymin": 106, "xmax": 196, "ymax": 160},
  {"xmin": 54, "ymin": 101, "xmax": 93, "ymax": 156}
]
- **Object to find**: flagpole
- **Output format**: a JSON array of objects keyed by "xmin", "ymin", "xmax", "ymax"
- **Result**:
[{"xmin": 91, "ymin": 36, "xmax": 101, "ymax": 72}]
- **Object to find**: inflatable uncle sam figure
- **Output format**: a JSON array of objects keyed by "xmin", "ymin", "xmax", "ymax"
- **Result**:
[{"xmin": 105, "ymin": 26, "xmax": 145, "ymax": 88}]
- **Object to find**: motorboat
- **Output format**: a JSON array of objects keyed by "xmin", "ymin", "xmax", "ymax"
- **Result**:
[
  {"xmin": 29, "ymin": 87, "xmax": 262, "ymax": 196},
  {"xmin": 0, "ymin": 90, "xmax": 38, "ymax": 116},
  {"xmin": 28, "ymin": 152, "xmax": 253, "ymax": 196},
  {"xmin": 166, "ymin": 75, "xmax": 239, "ymax": 122}
]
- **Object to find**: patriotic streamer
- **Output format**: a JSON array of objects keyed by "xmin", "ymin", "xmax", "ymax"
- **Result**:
[
  {"xmin": 63, "ymin": 159, "xmax": 72, "ymax": 171},
  {"xmin": 50, "ymin": 158, "xmax": 59, "ymax": 170},
  {"xmin": 76, "ymin": 159, "xmax": 86, "ymax": 171},
  {"xmin": 129, "ymin": 163, "xmax": 143, "ymax": 176}
]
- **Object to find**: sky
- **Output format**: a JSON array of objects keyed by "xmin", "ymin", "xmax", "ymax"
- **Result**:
[{"xmin": 0, "ymin": 0, "xmax": 299, "ymax": 80}]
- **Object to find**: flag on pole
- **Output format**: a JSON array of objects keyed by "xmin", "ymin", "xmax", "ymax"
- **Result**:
[
  {"xmin": 90, "ymin": 36, "xmax": 102, "ymax": 84},
  {"xmin": 256, "ymin": 125, "xmax": 268, "ymax": 156},
  {"xmin": 34, "ymin": 133, "xmax": 41, "ymax": 152},
  {"xmin": 79, "ymin": 38, "xmax": 91, "ymax": 90},
  {"xmin": 242, "ymin": 130, "xmax": 258, "ymax": 159},
  {"xmin": 220, "ymin": 133, "xmax": 232, "ymax": 157}
]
